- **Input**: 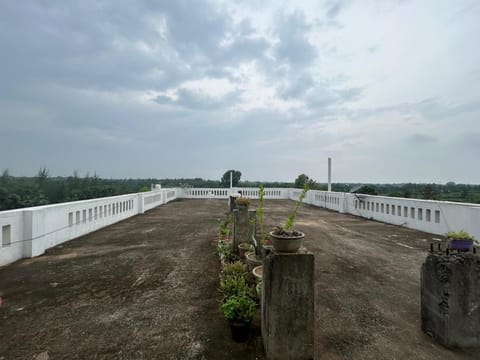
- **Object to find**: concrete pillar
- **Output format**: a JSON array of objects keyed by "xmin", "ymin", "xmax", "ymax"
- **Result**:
[
  {"xmin": 233, "ymin": 205, "xmax": 249, "ymax": 254},
  {"xmin": 262, "ymin": 249, "xmax": 315, "ymax": 359},
  {"xmin": 23, "ymin": 208, "xmax": 47, "ymax": 258},
  {"xmin": 138, "ymin": 193, "xmax": 145, "ymax": 214},
  {"xmin": 421, "ymin": 253, "xmax": 480, "ymax": 348},
  {"xmin": 229, "ymin": 195, "xmax": 236, "ymax": 213}
]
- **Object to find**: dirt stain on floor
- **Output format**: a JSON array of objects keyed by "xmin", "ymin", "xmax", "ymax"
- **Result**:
[{"xmin": 0, "ymin": 199, "xmax": 478, "ymax": 359}]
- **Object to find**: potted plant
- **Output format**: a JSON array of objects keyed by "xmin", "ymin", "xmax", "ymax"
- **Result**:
[
  {"xmin": 217, "ymin": 240, "xmax": 239, "ymax": 268},
  {"xmin": 221, "ymin": 261, "xmax": 248, "ymax": 279},
  {"xmin": 238, "ymin": 242, "xmax": 253, "ymax": 260},
  {"xmin": 256, "ymin": 184, "xmax": 266, "ymax": 248},
  {"xmin": 219, "ymin": 273, "xmax": 252, "ymax": 300},
  {"xmin": 235, "ymin": 196, "xmax": 250, "ymax": 209},
  {"xmin": 269, "ymin": 184, "xmax": 309, "ymax": 253},
  {"xmin": 221, "ymin": 294, "xmax": 257, "ymax": 342},
  {"xmin": 218, "ymin": 215, "xmax": 232, "ymax": 241},
  {"xmin": 446, "ymin": 230, "xmax": 475, "ymax": 252},
  {"xmin": 252, "ymin": 265, "xmax": 263, "ymax": 284}
]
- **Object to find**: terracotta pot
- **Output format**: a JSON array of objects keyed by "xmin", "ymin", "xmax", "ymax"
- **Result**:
[{"xmin": 269, "ymin": 231, "xmax": 305, "ymax": 253}]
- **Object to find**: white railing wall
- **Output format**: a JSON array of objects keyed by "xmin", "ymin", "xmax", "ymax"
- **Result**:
[
  {"xmin": 0, "ymin": 189, "xmax": 177, "ymax": 266},
  {"xmin": 343, "ymin": 193, "xmax": 480, "ymax": 242},
  {"xmin": 180, "ymin": 188, "xmax": 480, "ymax": 242},
  {"xmin": 180, "ymin": 187, "xmax": 289, "ymax": 199},
  {"xmin": 3, "ymin": 186, "xmax": 480, "ymax": 267}
]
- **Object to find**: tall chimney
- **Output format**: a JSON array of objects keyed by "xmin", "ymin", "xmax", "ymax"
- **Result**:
[
  {"xmin": 230, "ymin": 171, "xmax": 233, "ymax": 189},
  {"xmin": 328, "ymin": 158, "xmax": 332, "ymax": 192}
]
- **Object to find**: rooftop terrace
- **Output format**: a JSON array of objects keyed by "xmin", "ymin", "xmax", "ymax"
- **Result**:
[{"xmin": 0, "ymin": 199, "xmax": 477, "ymax": 359}]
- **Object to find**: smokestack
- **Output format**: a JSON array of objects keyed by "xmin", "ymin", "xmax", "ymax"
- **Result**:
[
  {"xmin": 328, "ymin": 158, "xmax": 332, "ymax": 192},
  {"xmin": 230, "ymin": 171, "xmax": 233, "ymax": 189}
]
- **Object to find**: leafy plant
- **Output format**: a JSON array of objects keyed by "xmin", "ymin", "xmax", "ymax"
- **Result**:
[
  {"xmin": 217, "ymin": 240, "xmax": 229, "ymax": 256},
  {"xmin": 256, "ymin": 184, "xmax": 266, "ymax": 246},
  {"xmin": 218, "ymin": 214, "xmax": 232, "ymax": 236},
  {"xmin": 283, "ymin": 183, "xmax": 309, "ymax": 231},
  {"xmin": 221, "ymin": 262, "xmax": 248, "ymax": 279},
  {"xmin": 235, "ymin": 196, "xmax": 250, "ymax": 206},
  {"xmin": 219, "ymin": 275, "xmax": 252, "ymax": 300},
  {"xmin": 218, "ymin": 242, "xmax": 239, "ymax": 263},
  {"xmin": 271, "ymin": 182, "xmax": 309, "ymax": 237},
  {"xmin": 221, "ymin": 295, "xmax": 257, "ymax": 323},
  {"xmin": 446, "ymin": 230, "xmax": 474, "ymax": 240}
]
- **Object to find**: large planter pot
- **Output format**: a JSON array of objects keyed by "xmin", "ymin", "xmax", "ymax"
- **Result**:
[
  {"xmin": 245, "ymin": 251, "xmax": 262, "ymax": 271},
  {"xmin": 252, "ymin": 265, "xmax": 263, "ymax": 284},
  {"xmin": 269, "ymin": 231, "xmax": 305, "ymax": 253},
  {"xmin": 238, "ymin": 243, "xmax": 252, "ymax": 260},
  {"xmin": 449, "ymin": 238, "xmax": 474, "ymax": 252},
  {"xmin": 229, "ymin": 320, "xmax": 251, "ymax": 342}
]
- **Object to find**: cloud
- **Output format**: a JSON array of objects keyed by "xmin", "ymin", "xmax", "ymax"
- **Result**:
[
  {"xmin": 325, "ymin": 0, "xmax": 348, "ymax": 18},
  {"xmin": 1, "ymin": 0, "xmax": 480, "ymax": 183},
  {"xmin": 154, "ymin": 87, "xmax": 241, "ymax": 110},
  {"xmin": 273, "ymin": 11, "xmax": 317, "ymax": 68},
  {"xmin": 405, "ymin": 134, "xmax": 437, "ymax": 144}
]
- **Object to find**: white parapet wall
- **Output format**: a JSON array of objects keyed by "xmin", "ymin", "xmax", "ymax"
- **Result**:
[
  {"xmin": 0, "ymin": 189, "xmax": 178, "ymax": 267},
  {"xmin": 181, "ymin": 188, "xmax": 480, "ymax": 241},
  {"xmin": 180, "ymin": 187, "xmax": 289, "ymax": 199},
  {"xmin": 2, "ymin": 186, "xmax": 479, "ymax": 267}
]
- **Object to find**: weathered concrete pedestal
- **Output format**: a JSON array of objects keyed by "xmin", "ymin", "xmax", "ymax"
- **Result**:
[
  {"xmin": 262, "ymin": 249, "xmax": 315, "ymax": 359},
  {"xmin": 229, "ymin": 195, "xmax": 237, "ymax": 213},
  {"xmin": 233, "ymin": 206, "xmax": 249, "ymax": 254},
  {"xmin": 421, "ymin": 253, "xmax": 480, "ymax": 348}
]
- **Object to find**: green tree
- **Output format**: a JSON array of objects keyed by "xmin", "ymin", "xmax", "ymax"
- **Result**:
[
  {"xmin": 221, "ymin": 170, "xmax": 241, "ymax": 187},
  {"xmin": 357, "ymin": 185, "xmax": 378, "ymax": 195},
  {"xmin": 294, "ymin": 174, "xmax": 315, "ymax": 189},
  {"xmin": 422, "ymin": 184, "xmax": 437, "ymax": 200}
]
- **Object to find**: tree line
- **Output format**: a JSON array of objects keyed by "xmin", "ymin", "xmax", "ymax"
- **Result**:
[{"xmin": 1, "ymin": 169, "xmax": 479, "ymax": 211}]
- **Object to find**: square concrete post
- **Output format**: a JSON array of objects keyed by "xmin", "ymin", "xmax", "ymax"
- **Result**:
[
  {"xmin": 233, "ymin": 205, "xmax": 249, "ymax": 254},
  {"xmin": 421, "ymin": 253, "xmax": 480, "ymax": 348},
  {"xmin": 229, "ymin": 195, "xmax": 236, "ymax": 213},
  {"xmin": 262, "ymin": 249, "xmax": 315, "ymax": 359}
]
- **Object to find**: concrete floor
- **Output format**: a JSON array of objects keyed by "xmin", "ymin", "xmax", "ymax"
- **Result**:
[{"xmin": 0, "ymin": 199, "xmax": 477, "ymax": 359}]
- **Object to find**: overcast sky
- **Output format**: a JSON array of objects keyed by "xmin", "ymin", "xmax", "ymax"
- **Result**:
[{"xmin": 1, "ymin": 0, "xmax": 479, "ymax": 183}]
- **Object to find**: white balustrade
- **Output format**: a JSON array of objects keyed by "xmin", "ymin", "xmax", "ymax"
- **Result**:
[
  {"xmin": 0, "ymin": 189, "xmax": 177, "ymax": 266},
  {"xmin": 2, "ymin": 186, "xmax": 480, "ymax": 267}
]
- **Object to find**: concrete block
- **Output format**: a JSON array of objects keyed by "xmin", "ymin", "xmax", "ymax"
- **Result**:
[
  {"xmin": 421, "ymin": 253, "xmax": 480, "ymax": 348},
  {"xmin": 229, "ymin": 195, "xmax": 236, "ymax": 213},
  {"xmin": 233, "ymin": 205, "xmax": 249, "ymax": 254},
  {"xmin": 262, "ymin": 249, "xmax": 315, "ymax": 359}
]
